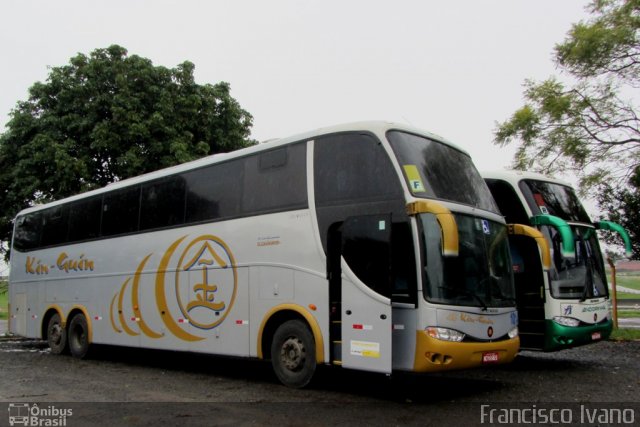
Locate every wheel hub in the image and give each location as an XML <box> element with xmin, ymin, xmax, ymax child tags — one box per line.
<box><xmin>281</xmin><ymin>337</ymin><xmax>306</xmax><ymax>371</ymax></box>
<box><xmin>51</xmin><ymin>324</ymin><xmax>62</xmax><ymax>345</ymax></box>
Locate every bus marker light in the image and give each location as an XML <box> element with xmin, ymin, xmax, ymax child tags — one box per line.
<box><xmin>178</xmin><ymin>318</ymin><xmax>189</xmax><ymax>324</ymax></box>
<box><xmin>94</xmin><ymin>316</ymin><xmax>102</xmax><ymax>321</ymax></box>
<box><xmin>308</xmin><ymin>304</ymin><xmax>317</xmax><ymax>311</ymax></box>
<box><xmin>235</xmin><ymin>320</ymin><xmax>248</xmax><ymax>325</ymax></box>
<box><xmin>482</xmin><ymin>352</ymin><xmax>499</xmax><ymax>364</ymax></box>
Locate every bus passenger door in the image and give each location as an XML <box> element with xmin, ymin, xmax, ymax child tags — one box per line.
<box><xmin>339</xmin><ymin>214</ymin><xmax>392</xmax><ymax>373</ymax></box>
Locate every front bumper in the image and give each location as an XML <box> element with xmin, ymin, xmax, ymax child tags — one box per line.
<box><xmin>543</xmin><ymin>318</ymin><xmax>612</xmax><ymax>351</ymax></box>
<box><xmin>413</xmin><ymin>331</ymin><xmax>519</xmax><ymax>372</ymax></box>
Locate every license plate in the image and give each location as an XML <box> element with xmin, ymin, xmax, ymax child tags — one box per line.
<box><xmin>591</xmin><ymin>332</ymin><xmax>601</xmax><ymax>340</ymax></box>
<box><xmin>482</xmin><ymin>352</ymin><xmax>499</xmax><ymax>364</ymax></box>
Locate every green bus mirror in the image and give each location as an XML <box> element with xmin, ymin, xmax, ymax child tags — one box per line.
<box><xmin>596</xmin><ymin>221</ymin><xmax>633</xmax><ymax>258</ymax></box>
<box><xmin>530</xmin><ymin>214</ymin><xmax>575</xmax><ymax>259</ymax></box>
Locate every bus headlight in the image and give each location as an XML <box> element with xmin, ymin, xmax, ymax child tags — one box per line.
<box><xmin>508</xmin><ymin>326</ymin><xmax>518</xmax><ymax>339</ymax></box>
<box><xmin>553</xmin><ymin>316</ymin><xmax>580</xmax><ymax>327</ymax></box>
<box><xmin>426</xmin><ymin>326</ymin><xmax>465</xmax><ymax>342</ymax></box>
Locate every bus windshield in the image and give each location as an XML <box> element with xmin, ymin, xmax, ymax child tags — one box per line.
<box><xmin>520</xmin><ymin>179</ymin><xmax>591</xmax><ymax>223</ymax></box>
<box><xmin>387</xmin><ymin>131</ymin><xmax>498</xmax><ymax>213</ymax></box>
<box><xmin>420</xmin><ymin>213</ymin><xmax>515</xmax><ymax>308</ymax></box>
<box><xmin>520</xmin><ymin>179</ymin><xmax>608</xmax><ymax>299</ymax></box>
<box><xmin>549</xmin><ymin>225</ymin><xmax>608</xmax><ymax>300</ymax></box>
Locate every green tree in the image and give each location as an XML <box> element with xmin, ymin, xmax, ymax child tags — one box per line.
<box><xmin>0</xmin><ymin>45</ymin><xmax>255</xmax><ymax>258</ymax></box>
<box><xmin>597</xmin><ymin>172</ymin><xmax>640</xmax><ymax>256</ymax></box>
<box><xmin>494</xmin><ymin>0</ymin><xmax>639</xmax><ymax>257</ymax></box>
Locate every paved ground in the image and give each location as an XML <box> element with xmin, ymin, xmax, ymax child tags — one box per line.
<box><xmin>0</xmin><ymin>335</ymin><xmax>639</xmax><ymax>427</ymax></box>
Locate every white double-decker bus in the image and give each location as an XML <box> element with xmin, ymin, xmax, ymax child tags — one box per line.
<box><xmin>483</xmin><ymin>170</ymin><xmax>631</xmax><ymax>351</ymax></box>
<box><xmin>9</xmin><ymin>122</ymin><xmax>519</xmax><ymax>387</ymax></box>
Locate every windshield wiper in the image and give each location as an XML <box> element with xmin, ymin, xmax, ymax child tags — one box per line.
<box><xmin>437</xmin><ymin>286</ymin><xmax>488</xmax><ymax>311</ymax></box>
<box><xmin>489</xmin><ymin>279</ymin><xmax>517</xmax><ymax>305</ymax></box>
<box><xmin>455</xmin><ymin>288</ymin><xmax>488</xmax><ymax>311</ymax></box>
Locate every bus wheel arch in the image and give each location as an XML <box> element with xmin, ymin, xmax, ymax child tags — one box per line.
<box><xmin>66</xmin><ymin>307</ymin><xmax>92</xmax><ymax>359</ymax></box>
<box><xmin>43</xmin><ymin>308</ymin><xmax>67</xmax><ymax>355</ymax></box>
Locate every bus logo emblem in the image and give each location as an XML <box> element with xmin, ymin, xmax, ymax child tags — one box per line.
<box><xmin>110</xmin><ymin>234</ymin><xmax>238</xmax><ymax>341</ymax></box>
<box><xmin>174</xmin><ymin>236</ymin><xmax>238</xmax><ymax>330</ymax></box>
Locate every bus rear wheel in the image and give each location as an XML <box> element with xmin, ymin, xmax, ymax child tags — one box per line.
<box><xmin>68</xmin><ymin>314</ymin><xmax>90</xmax><ymax>359</ymax></box>
<box><xmin>270</xmin><ymin>319</ymin><xmax>316</xmax><ymax>388</ymax></box>
<box><xmin>47</xmin><ymin>313</ymin><xmax>67</xmax><ymax>354</ymax></box>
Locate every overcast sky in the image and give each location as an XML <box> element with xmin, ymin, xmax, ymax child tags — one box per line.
<box><xmin>1</xmin><ymin>0</ymin><xmax>592</xmax><ymax>172</ymax></box>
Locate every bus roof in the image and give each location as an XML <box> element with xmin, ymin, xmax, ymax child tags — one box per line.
<box><xmin>16</xmin><ymin>121</ymin><xmax>467</xmax><ymax>217</ymax></box>
<box><xmin>481</xmin><ymin>169</ymin><xmax>573</xmax><ymax>189</ymax></box>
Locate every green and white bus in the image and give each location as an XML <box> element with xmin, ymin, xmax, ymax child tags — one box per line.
<box><xmin>483</xmin><ymin>170</ymin><xmax>631</xmax><ymax>351</ymax></box>
<box><xmin>9</xmin><ymin>122</ymin><xmax>519</xmax><ymax>387</ymax></box>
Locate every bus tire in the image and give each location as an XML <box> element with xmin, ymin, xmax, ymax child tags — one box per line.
<box><xmin>270</xmin><ymin>319</ymin><xmax>316</xmax><ymax>388</ymax></box>
<box><xmin>68</xmin><ymin>313</ymin><xmax>90</xmax><ymax>359</ymax></box>
<box><xmin>47</xmin><ymin>313</ymin><xmax>67</xmax><ymax>355</ymax></box>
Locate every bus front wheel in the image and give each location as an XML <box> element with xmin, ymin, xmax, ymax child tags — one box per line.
<box><xmin>270</xmin><ymin>319</ymin><xmax>316</xmax><ymax>388</ymax></box>
<box><xmin>47</xmin><ymin>313</ymin><xmax>67</xmax><ymax>355</ymax></box>
<box><xmin>68</xmin><ymin>314</ymin><xmax>90</xmax><ymax>359</ymax></box>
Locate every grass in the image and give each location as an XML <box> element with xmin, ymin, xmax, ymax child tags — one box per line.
<box><xmin>616</xmin><ymin>275</ymin><xmax>640</xmax><ymax>288</ymax></box>
<box><xmin>0</xmin><ymin>280</ymin><xmax>6</xmax><ymax>320</ymax></box>
<box><xmin>609</xmin><ymin>274</ymin><xmax>640</xmax><ymax>341</ymax></box>
<box><xmin>613</xmin><ymin>292</ymin><xmax>638</xmax><ymax>300</ymax></box>
<box><xmin>610</xmin><ymin>328</ymin><xmax>640</xmax><ymax>341</ymax></box>
<box><xmin>607</xmin><ymin>272</ymin><xmax>640</xmax><ymax>299</ymax></box>
<box><xmin>616</xmin><ymin>310</ymin><xmax>640</xmax><ymax>318</ymax></box>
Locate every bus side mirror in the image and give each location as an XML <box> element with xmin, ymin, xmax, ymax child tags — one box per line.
<box><xmin>507</xmin><ymin>223</ymin><xmax>551</xmax><ymax>270</ymax></box>
<box><xmin>596</xmin><ymin>221</ymin><xmax>633</xmax><ymax>258</ymax></box>
<box><xmin>406</xmin><ymin>200</ymin><xmax>459</xmax><ymax>256</ymax></box>
<box><xmin>530</xmin><ymin>214</ymin><xmax>575</xmax><ymax>260</ymax></box>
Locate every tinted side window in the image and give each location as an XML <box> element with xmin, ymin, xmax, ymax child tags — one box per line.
<box><xmin>140</xmin><ymin>177</ymin><xmax>186</xmax><ymax>231</ymax></box>
<box><xmin>41</xmin><ymin>206</ymin><xmax>69</xmax><ymax>247</ymax></box>
<box><xmin>242</xmin><ymin>143</ymin><xmax>307</xmax><ymax>214</ymax></box>
<box><xmin>102</xmin><ymin>186</ymin><xmax>141</xmax><ymax>236</ymax></box>
<box><xmin>184</xmin><ymin>159</ymin><xmax>243</xmax><ymax>223</ymax></box>
<box><xmin>342</xmin><ymin>214</ymin><xmax>392</xmax><ymax>298</ymax></box>
<box><xmin>68</xmin><ymin>197</ymin><xmax>102</xmax><ymax>242</ymax></box>
<box><xmin>13</xmin><ymin>213</ymin><xmax>42</xmax><ymax>251</ymax></box>
<box><xmin>484</xmin><ymin>179</ymin><xmax>530</xmax><ymax>224</ymax></box>
<box><xmin>315</xmin><ymin>133</ymin><xmax>401</xmax><ymax>205</ymax></box>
